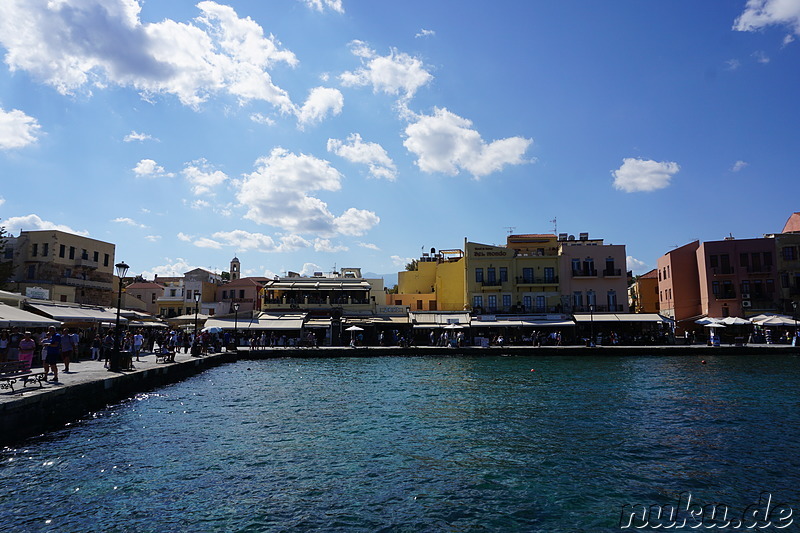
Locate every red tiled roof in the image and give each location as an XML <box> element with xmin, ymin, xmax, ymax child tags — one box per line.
<box><xmin>639</xmin><ymin>268</ymin><xmax>658</xmax><ymax>279</ymax></box>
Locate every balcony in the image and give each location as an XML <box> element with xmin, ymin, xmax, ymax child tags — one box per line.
<box><xmin>746</xmin><ymin>265</ymin><xmax>772</xmax><ymax>274</ymax></box>
<box><xmin>515</xmin><ymin>276</ymin><xmax>559</xmax><ymax>285</ymax></box>
<box><xmin>603</xmin><ymin>268</ymin><xmax>622</xmax><ymax>277</ymax></box>
<box><xmin>572</xmin><ymin>269</ymin><xmax>598</xmax><ymax>278</ymax></box>
<box><xmin>714</xmin><ymin>291</ymin><xmax>737</xmax><ymax>300</ymax></box>
<box><xmin>75</xmin><ymin>257</ymin><xmax>99</xmax><ymax>269</ymax></box>
<box><xmin>712</xmin><ymin>267</ymin><xmax>735</xmax><ymax>276</ymax></box>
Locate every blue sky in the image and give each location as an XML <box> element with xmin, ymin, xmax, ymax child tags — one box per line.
<box><xmin>1</xmin><ymin>0</ymin><xmax>799</xmax><ymax>281</ymax></box>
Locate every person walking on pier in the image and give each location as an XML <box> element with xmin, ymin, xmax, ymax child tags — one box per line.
<box><xmin>60</xmin><ymin>328</ymin><xmax>75</xmax><ymax>373</ymax></box>
<box><xmin>43</xmin><ymin>326</ymin><xmax>61</xmax><ymax>383</ymax></box>
<box><xmin>18</xmin><ymin>331</ymin><xmax>36</xmax><ymax>371</ymax></box>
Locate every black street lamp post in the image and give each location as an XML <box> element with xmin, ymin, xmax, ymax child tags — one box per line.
<box><xmin>589</xmin><ymin>304</ymin><xmax>595</xmax><ymax>347</ymax></box>
<box><xmin>109</xmin><ymin>261</ymin><xmax>129</xmax><ymax>372</ymax></box>
<box><xmin>193</xmin><ymin>292</ymin><xmax>201</xmax><ymax>355</ymax></box>
<box><xmin>233</xmin><ymin>302</ymin><xmax>240</xmax><ymax>349</ymax></box>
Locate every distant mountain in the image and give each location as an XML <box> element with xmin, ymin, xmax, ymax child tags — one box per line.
<box><xmin>364</xmin><ymin>272</ymin><xmax>398</xmax><ymax>287</ymax></box>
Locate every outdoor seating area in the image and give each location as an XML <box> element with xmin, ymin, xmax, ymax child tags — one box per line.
<box><xmin>0</xmin><ymin>360</ymin><xmax>46</xmax><ymax>392</ymax></box>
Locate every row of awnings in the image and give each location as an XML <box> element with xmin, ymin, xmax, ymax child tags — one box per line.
<box><xmin>0</xmin><ymin>302</ymin><xmax>170</xmax><ymax>328</ymax></box>
<box><xmin>0</xmin><ymin>303</ymin><xmax>61</xmax><ymax>328</ymax></box>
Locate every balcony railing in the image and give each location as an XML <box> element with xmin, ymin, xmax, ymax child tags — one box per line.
<box><xmin>60</xmin><ymin>277</ymin><xmax>112</xmax><ymax>290</ymax></box>
<box><xmin>515</xmin><ymin>276</ymin><xmax>559</xmax><ymax>285</ymax></box>
<box><xmin>714</xmin><ymin>291</ymin><xmax>737</xmax><ymax>300</ymax></box>
<box><xmin>75</xmin><ymin>257</ymin><xmax>99</xmax><ymax>269</ymax></box>
<box><xmin>712</xmin><ymin>267</ymin><xmax>735</xmax><ymax>275</ymax></box>
<box><xmin>603</xmin><ymin>268</ymin><xmax>622</xmax><ymax>277</ymax></box>
<box><xmin>572</xmin><ymin>269</ymin><xmax>598</xmax><ymax>278</ymax></box>
<box><xmin>746</xmin><ymin>265</ymin><xmax>772</xmax><ymax>274</ymax></box>
<box><xmin>480</xmin><ymin>280</ymin><xmax>503</xmax><ymax>287</ymax></box>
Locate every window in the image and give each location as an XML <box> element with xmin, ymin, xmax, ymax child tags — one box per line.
<box><xmin>42</xmin><ymin>243</ymin><xmax>48</xmax><ymax>256</ymax></box>
<box><xmin>607</xmin><ymin>290</ymin><xmax>617</xmax><ymax>310</ymax></box>
<box><xmin>583</xmin><ymin>258</ymin><xmax>595</xmax><ymax>275</ymax></box>
<box><xmin>487</xmin><ymin>295</ymin><xmax>497</xmax><ymax>310</ymax></box>
<box><xmin>170</xmin><ymin>289</ymin><xmax>177</xmax><ymax>297</ymax></box>
<box><xmin>502</xmin><ymin>294</ymin><xmax>511</xmax><ymax>309</ymax></box>
<box><xmin>571</xmin><ymin>258</ymin><xmax>580</xmax><ymax>273</ymax></box>
<box><xmin>658</xmin><ymin>270</ymin><xmax>662</xmax><ymax>281</ymax></box>
<box><xmin>151</xmin><ymin>293</ymin><xmax>156</xmax><ymax>303</ymax></box>
<box><xmin>32</xmin><ymin>243</ymin><xmax>38</xmax><ymax>257</ymax></box>
<box><xmin>783</xmin><ymin>246</ymin><xmax>797</xmax><ymax>261</ymax></box>
<box><xmin>81</xmin><ymin>249</ymin><xmax>88</xmax><ymax>260</ymax></box>
<box><xmin>429</xmin><ymin>301</ymin><xmax>437</xmax><ymax>311</ymax></box>
<box><xmin>573</xmin><ymin>291</ymin><xmax>583</xmax><ymax>308</ymax></box>
<box><xmin>766</xmin><ymin>279</ymin><xmax>775</xmax><ymax>294</ymax></box>
<box><xmin>522</xmin><ymin>267</ymin><xmax>533</xmax><ymax>282</ymax></box>
<box><xmin>722</xmin><ymin>280</ymin><xmax>734</xmax><ymax>298</ymax></box>
<box><xmin>59</xmin><ymin>244</ymin><xmax>66</xmax><ymax>258</ymax></box>
<box><xmin>487</xmin><ymin>267</ymin><xmax>496</xmax><ymax>283</ymax></box>
<box><xmin>523</xmin><ymin>295</ymin><xmax>532</xmax><ymax>310</ymax></box>
<box><xmin>475</xmin><ymin>268</ymin><xmax>484</xmax><ymax>283</ymax></box>
<box><xmin>741</xmin><ymin>280</ymin><xmax>750</xmax><ymax>295</ymax></box>
<box><xmin>473</xmin><ymin>295</ymin><xmax>483</xmax><ymax>309</ymax></box>
<box><xmin>751</xmin><ymin>253</ymin><xmax>761</xmax><ymax>272</ymax></box>
<box><xmin>104</xmin><ymin>253</ymin><xmax>109</xmax><ymax>267</ymax></box>
<box><xmin>740</xmin><ymin>253</ymin><xmax>749</xmax><ymax>268</ymax></box>
<box><xmin>535</xmin><ymin>295</ymin><xmax>546</xmax><ymax>312</ymax></box>
<box><xmin>587</xmin><ymin>290</ymin><xmax>596</xmax><ymax>307</ymax></box>
<box><xmin>239</xmin><ymin>290</ymin><xmax>245</xmax><ymax>298</ymax></box>
<box><xmin>27</xmin><ymin>265</ymin><xmax>35</xmax><ymax>279</ymax></box>
<box><xmin>416</xmin><ymin>300</ymin><xmax>423</xmax><ymax>310</ymax></box>
<box><xmin>753</xmin><ymin>279</ymin><xmax>763</xmax><ymax>297</ymax></box>
<box><xmin>712</xmin><ymin>281</ymin><xmax>720</xmax><ymax>295</ymax></box>
<box><xmin>223</xmin><ymin>290</ymin><xmax>228</xmax><ymax>299</ymax></box>
<box><xmin>69</xmin><ymin>246</ymin><xmax>75</xmax><ymax>260</ymax></box>
<box><xmin>605</xmin><ymin>258</ymin><xmax>615</xmax><ymax>274</ymax></box>
<box><xmin>499</xmin><ymin>267</ymin><xmax>508</xmax><ymax>283</ymax></box>
<box><xmin>764</xmin><ymin>252</ymin><xmax>772</xmax><ymax>268</ymax></box>
<box><xmin>93</xmin><ymin>251</ymin><xmax>99</xmax><ymax>262</ymax></box>
<box><xmin>781</xmin><ymin>273</ymin><xmax>790</xmax><ymax>288</ymax></box>
<box><xmin>544</xmin><ymin>267</ymin><xmax>555</xmax><ymax>283</ymax></box>
<box><xmin>667</xmin><ymin>265</ymin><xmax>670</xmax><ymax>278</ymax></box>
<box><xmin>136</xmin><ymin>295</ymin><xmax>142</xmax><ymax>300</ymax></box>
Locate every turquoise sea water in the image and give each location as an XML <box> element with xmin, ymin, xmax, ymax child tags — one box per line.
<box><xmin>2</xmin><ymin>354</ymin><xmax>799</xmax><ymax>532</ymax></box>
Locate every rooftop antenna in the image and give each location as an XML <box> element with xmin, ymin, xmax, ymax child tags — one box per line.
<box><xmin>550</xmin><ymin>217</ymin><xmax>557</xmax><ymax>235</ymax></box>
<box><xmin>505</xmin><ymin>226</ymin><xmax>516</xmax><ymax>236</ymax></box>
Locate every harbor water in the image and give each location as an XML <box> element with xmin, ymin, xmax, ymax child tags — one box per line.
<box><xmin>2</xmin><ymin>354</ymin><xmax>799</xmax><ymax>532</ymax></box>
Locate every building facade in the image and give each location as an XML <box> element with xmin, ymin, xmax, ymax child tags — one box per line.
<box><xmin>6</xmin><ymin>230</ymin><xmax>116</xmax><ymax>306</ymax></box>
<box><xmin>629</xmin><ymin>268</ymin><xmax>659</xmax><ymax>313</ymax></box>
<box><xmin>557</xmin><ymin>232</ymin><xmax>628</xmax><ymax>314</ymax></box>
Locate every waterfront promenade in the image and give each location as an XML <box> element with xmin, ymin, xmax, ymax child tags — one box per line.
<box><xmin>2</xmin><ymin>343</ymin><xmax>797</xmax><ymax>445</ymax></box>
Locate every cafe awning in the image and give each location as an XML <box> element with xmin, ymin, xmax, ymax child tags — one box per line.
<box><xmin>0</xmin><ymin>303</ymin><xmax>61</xmax><ymax>328</ymax></box>
<box><xmin>410</xmin><ymin>312</ymin><xmax>470</xmax><ymax>328</ymax></box>
<box><xmin>573</xmin><ymin>313</ymin><xmax>672</xmax><ymax>323</ymax></box>
<box><xmin>204</xmin><ymin>312</ymin><xmax>306</xmax><ymax>330</ymax></box>
<box><xmin>27</xmin><ymin>302</ymin><xmax>128</xmax><ymax>324</ymax></box>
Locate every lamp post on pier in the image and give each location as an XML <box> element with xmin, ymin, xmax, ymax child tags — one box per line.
<box><xmin>192</xmin><ymin>292</ymin><xmax>201</xmax><ymax>355</ymax></box>
<box><xmin>233</xmin><ymin>302</ymin><xmax>240</xmax><ymax>349</ymax></box>
<box><xmin>109</xmin><ymin>261</ymin><xmax>129</xmax><ymax>372</ymax></box>
<box><xmin>589</xmin><ymin>304</ymin><xmax>595</xmax><ymax>347</ymax></box>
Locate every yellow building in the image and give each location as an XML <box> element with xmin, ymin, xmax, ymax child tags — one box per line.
<box><xmin>6</xmin><ymin>229</ymin><xmax>116</xmax><ymax>306</ymax></box>
<box><xmin>629</xmin><ymin>269</ymin><xmax>659</xmax><ymax>313</ymax></box>
<box><xmin>465</xmin><ymin>235</ymin><xmax>561</xmax><ymax>314</ymax></box>
<box><xmin>391</xmin><ymin>249</ymin><xmax>466</xmax><ymax>311</ymax></box>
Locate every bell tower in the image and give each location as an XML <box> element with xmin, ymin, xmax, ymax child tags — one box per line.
<box><xmin>230</xmin><ymin>256</ymin><xmax>240</xmax><ymax>281</ymax></box>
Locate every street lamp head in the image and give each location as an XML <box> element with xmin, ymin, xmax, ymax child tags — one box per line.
<box><xmin>115</xmin><ymin>261</ymin><xmax>130</xmax><ymax>279</ymax></box>
<box><xmin>194</xmin><ymin>292</ymin><xmax>201</xmax><ymax>303</ymax></box>
<box><xmin>233</xmin><ymin>302</ymin><xmax>240</xmax><ymax>311</ymax></box>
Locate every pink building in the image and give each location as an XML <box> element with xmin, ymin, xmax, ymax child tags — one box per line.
<box><xmin>657</xmin><ymin>241</ymin><xmax>701</xmax><ymax>332</ymax></box>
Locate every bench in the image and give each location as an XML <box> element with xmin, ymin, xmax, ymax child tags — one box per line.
<box><xmin>154</xmin><ymin>347</ymin><xmax>175</xmax><ymax>364</ymax></box>
<box><xmin>0</xmin><ymin>361</ymin><xmax>47</xmax><ymax>393</ymax></box>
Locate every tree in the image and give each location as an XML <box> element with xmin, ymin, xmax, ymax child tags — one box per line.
<box><xmin>388</xmin><ymin>284</ymin><xmax>399</xmax><ymax>294</ymax></box>
<box><xmin>221</xmin><ymin>271</ymin><xmax>230</xmax><ymax>281</ymax></box>
<box><xmin>404</xmin><ymin>259</ymin><xmax>418</xmax><ymax>271</ymax></box>
<box><xmin>0</xmin><ymin>222</ymin><xmax>12</xmax><ymax>289</ymax></box>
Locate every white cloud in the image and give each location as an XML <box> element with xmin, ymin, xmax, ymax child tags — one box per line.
<box><xmin>123</xmin><ymin>130</ymin><xmax>157</xmax><ymax>142</ymax></box>
<box><xmin>358</xmin><ymin>242</ymin><xmax>380</xmax><ymax>251</ymax></box>
<box><xmin>237</xmin><ymin>147</ymin><xmax>380</xmax><ymax>236</ymax></box>
<box><xmin>612</xmin><ymin>158</ymin><xmax>679</xmax><ymax>193</ymax></box>
<box><xmin>403</xmin><ymin>107</ymin><xmax>532</xmax><ymax>178</ymax></box>
<box><xmin>725</xmin><ymin>59</ymin><xmax>741</xmax><ymax>71</ymax></box>
<box><xmin>391</xmin><ymin>255</ymin><xmax>414</xmax><ymax>268</ymax></box>
<box><xmin>627</xmin><ymin>256</ymin><xmax>648</xmax><ymax>274</ymax></box>
<box><xmin>340</xmin><ymin>41</ymin><xmax>433</xmax><ymax>101</ymax></box>
<box><xmin>0</xmin><ymin>197</ymin><xmax>5</xmax><ymax>207</ymax></box>
<box><xmin>249</xmin><ymin>112</ymin><xmax>275</xmax><ymax>125</ymax></box>
<box><xmin>112</xmin><ymin>217</ymin><xmax>146</xmax><ymax>228</ymax></box>
<box><xmin>731</xmin><ymin>160</ymin><xmax>749</xmax><ymax>172</ymax></box>
<box><xmin>0</xmin><ymin>0</ymin><xmax>298</xmax><ymax>110</ymax></box>
<box><xmin>734</xmin><ymin>0</ymin><xmax>800</xmax><ymax>36</ymax></box>
<box><xmin>0</xmin><ymin>107</ymin><xmax>41</xmax><ymax>149</ymax></box>
<box><xmin>300</xmin><ymin>0</ymin><xmax>344</xmax><ymax>13</ymax></box>
<box><xmin>752</xmin><ymin>50</ymin><xmax>771</xmax><ymax>63</ymax></box>
<box><xmin>144</xmin><ymin>235</ymin><xmax>161</xmax><ymax>242</ymax></box>
<box><xmin>177</xmin><ymin>231</ymin><xmax>222</xmax><ymax>249</ymax></box>
<box><xmin>313</xmin><ymin>238</ymin><xmax>348</xmax><ymax>252</ymax></box>
<box><xmin>415</xmin><ymin>29</ymin><xmax>435</xmax><ymax>38</ymax></box>
<box><xmin>182</xmin><ymin>158</ymin><xmax>228</xmax><ymax>195</ymax></box>
<box><xmin>141</xmin><ymin>257</ymin><xmax>203</xmax><ymax>279</ymax></box>
<box><xmin>296</xmin><ymin>86</ymin><xmax>344</xmax><ymax>127</ymax></box>
<box><xmin>327</xmin><ymin>133</ymin><xmax>397</xmax><ymax>180</ymax></box>
<box><xmin>211</xmin><ymin>229</ymin><xmax>277</xmax><ymax>251</ymax></box>
<box><xmin>3</xmin><ymin>214</ymin><xmax>89</xmax><ymax>236</ymax></box>
<box><xmin>133</xmin><ymin>158</ymin><xmax>175</xmax><ymax>178</ymax></box>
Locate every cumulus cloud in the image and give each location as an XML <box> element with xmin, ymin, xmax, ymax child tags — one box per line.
<box><xmin>627</xmin><ymin>256</ymin><xmax>648</xmax><ymax>274</ymax></box>
<box><xmin>301</xmin><ymin>0</ymin><xmax>344</xmax><ymax>13</ymax></box>
<box><xmin>313</xmin><ymin>238</ymin><xmax>348</xmax><ymax>252</ymax></box>
<box><xmin>299</xmin><ymin>262</ymin><xmax>324</xmax><ymax>276</ymax></box>
<box><xmin>249</xmin><ymin>112</ymin><xmax>275</xmax><ymax>125</ymax></box>
<box><xmin>752</xmin><ymin>50</ymin><xmax>771</xmax><ymax>63</ymax></box>
<box><xmin>182</xmin><ymin>158</ymin><xmax>228</xmax><ymax>195</ymax></box>
<box><xmin>415</xmin><ymin>29</ymin><xmax>435</xmax><ymax>38</ymax></box>
<box><xmin>734</xmin><ymin>0</ymin><xmax>800</xmax><ymax>36</ymax></box>
<box><xmin>133</xmin><ymin>158</ymin><xmax>174</xmax><ymax>178</ymax></box>
<box><xmin>144</xmin><ymin>235</ymin><xmax>161</xmax><ymax>242</ymax></box>
<box><xmin>340</xmin><ymin>40</ymin><xmax>433</xmax><ymax>101</ymax></box>
<box><xmin>123</xmin><ymin>130</ymin><xmax>157</xmax><ymax>142</ymax></box>
<box><xmin>112</xmin><ymin>217</ymin><xmax>146</xmax><ymax>228</ymax></box>
<box><xmin>3</xmin><ymin>214</ymin><xmax>89</xmax><ymax>236</ymax></box>
<box><xmin>327</xmin><ymin>133</ymin><xmax>397</xmax><ymax>180</ymax></box>
<box><xmin>731</xmin><ymin>160</ymin><xmax>749</xmax><ymax>172</ymax></box>
<box><xmin>403</xmin><ymin>107</ymin><xmax>532</xmax><ymax>178</ymax></box>
<box><xmin>296</xmin><ymin>86</ymin><xmax>344</xmax><ymax>127</ymax></box>
<box><xmin>141</xmin><ymin>257</ymin><xmax>204</xmax><ymax>279</ymax></box>
<box><xmin>358</xmin><ymin>242</ymin><xmax>380</xmax><ymax>251</ymax></box>
<box><xmin>0</xmin><ymin>107</ymin><xmax>41</xmax><ymax>149</ymax></box>
<box><xmin>236</xmin><ymin>147</ymin><xmax>380</xmax><ymax>236</ymax></box>
<box><xmin>391</xmin><ymin>255</ymin><xmax>414</xmax><ymax>268</ymax></box>
<box><xmin>0</xmin><ymin>197</ymin><xmax>5</xmax><ymax>207</ymax></box>
<box><xmin>612</xmin><ymin>158</ymin><xmax>679</xmax><ymax>193</ymax></box>
<box><xmin>177</xmin><ymin>231</ymin><xmax>222</xmax><ymax>249</ymax></box>
<box><xmin>0</xmin><ymin>0</ymin><xmax>298</xmax><ymax>110</ymax></box>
